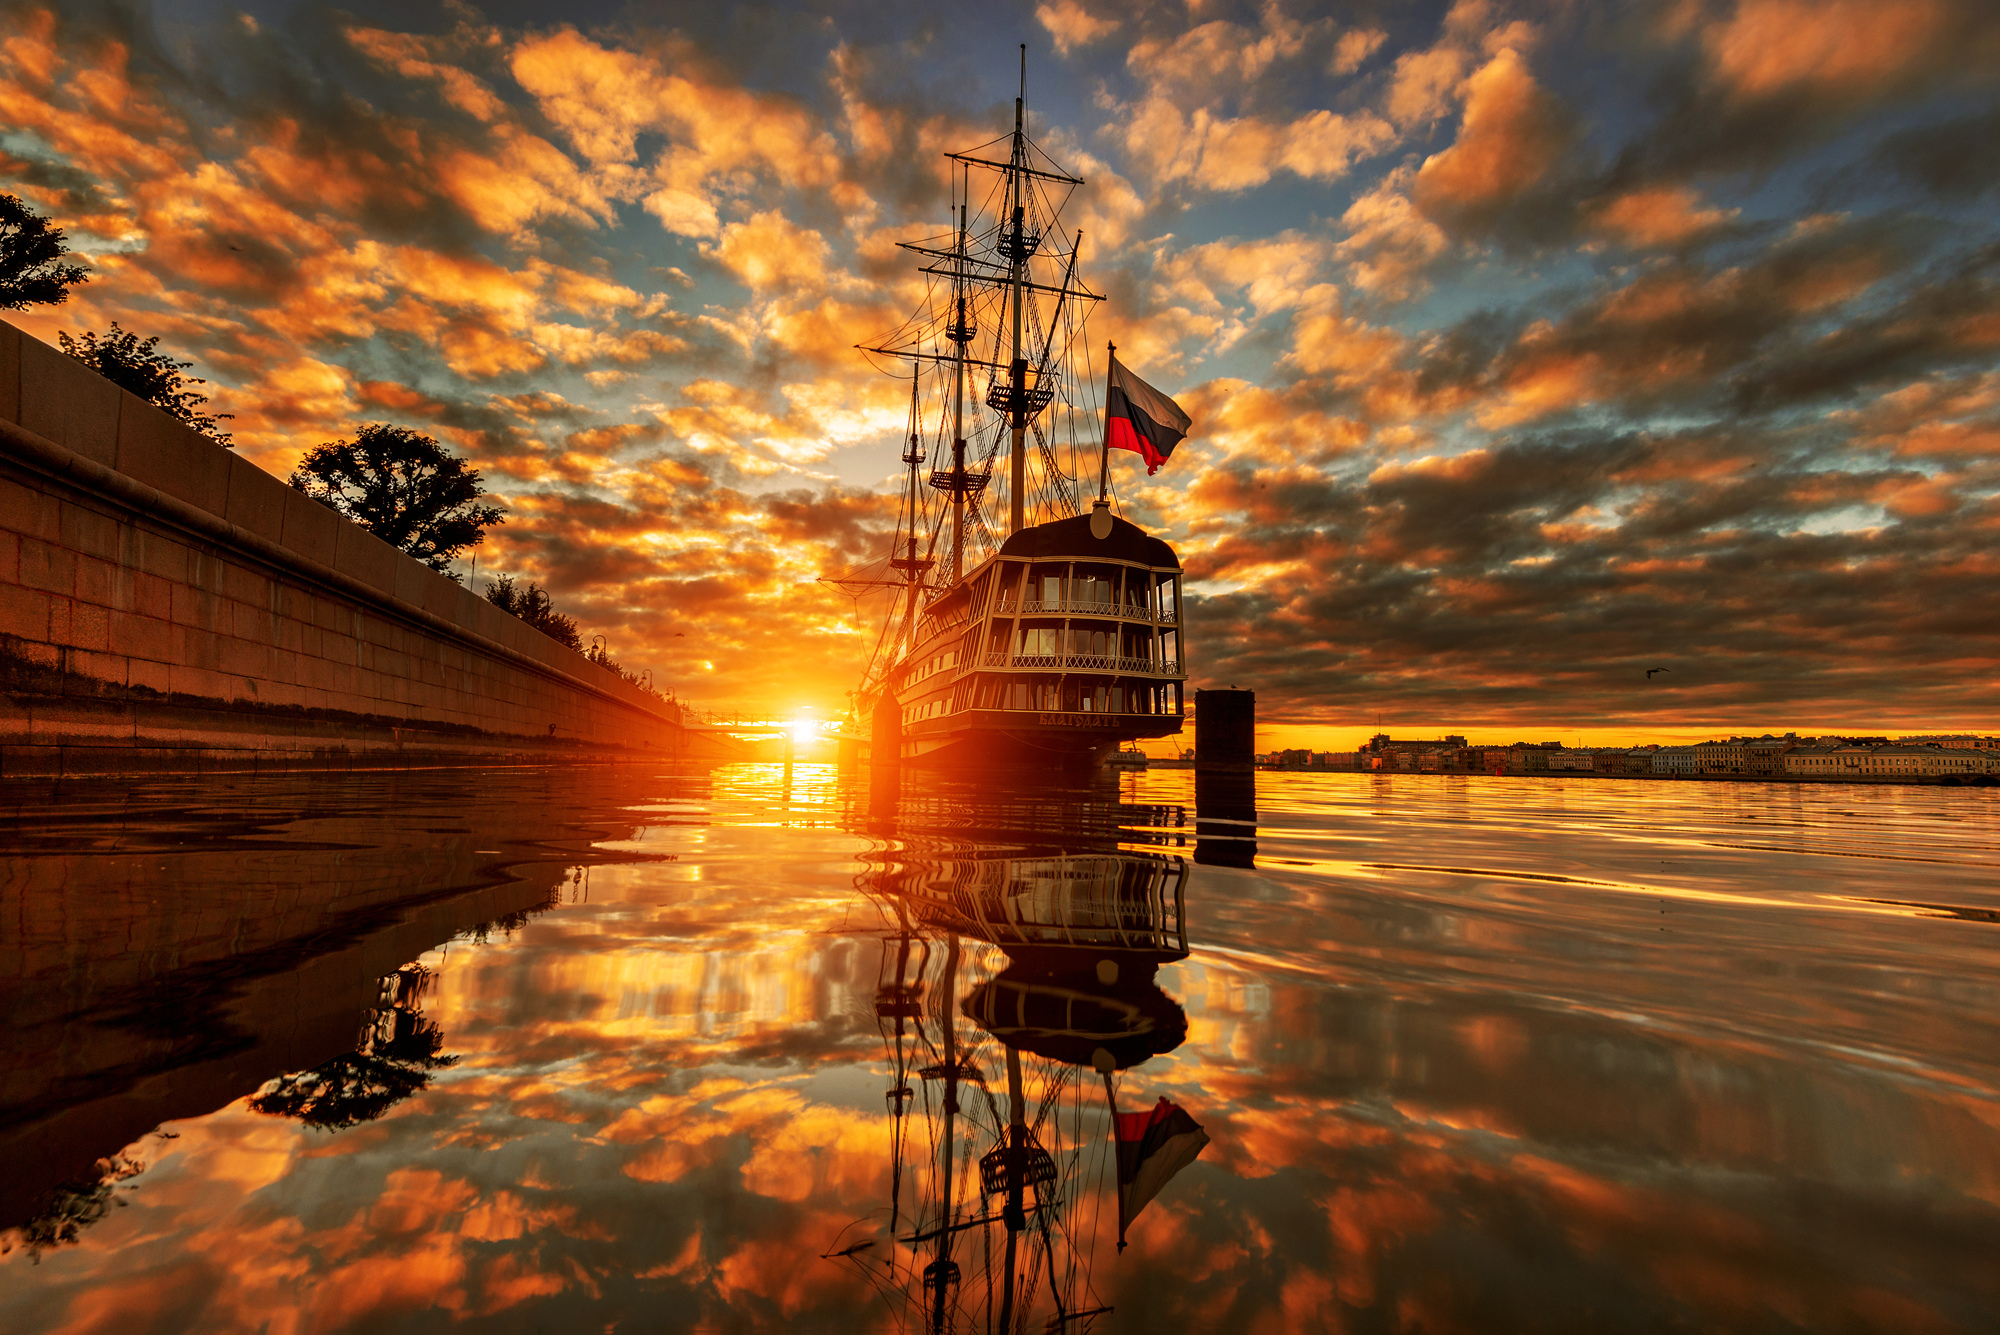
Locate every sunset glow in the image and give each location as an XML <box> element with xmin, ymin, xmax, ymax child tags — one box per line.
<box><xmin>5</xmin><ymin>0</ymin><xmax>1997</xmax><ymax>732</ymax></box>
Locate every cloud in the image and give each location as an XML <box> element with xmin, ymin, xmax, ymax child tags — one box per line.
<box><xmin>1332</xmin><ymin>28</ymin><xmax>1388</xmax><ymax>76</ymax></box>
<box><xmin>1037</xmin><ymin>0</ymin><xmax>1120</xmax><ymax>56</ymax></box>
<box><xmin>1411</xmin><ymin>46</ymin><xmax>1581</xmax><ymax>240</ymax></box>
<box><xmin>704</xmin><ymin>211</ymin><xmax>835</xmax><ymax>295</ymax></box>
<box><xmin>1696</xmin><ymin>0</ymin><xmax>1977</xmax><ymax>103</ymax></box>
<box><xmin>1587</xmin><ymin>185</ymin><xmax>1740</xmax><ymax>249</ymax></box>
<box><xmin>1334</xmin><ymin>166</ymin><xmax>1451</xmax><ymax>301</ymax></box>
<box><xmin>1118</xmin><ymin>98</ymin><xmax>1394</xmax><ymax>194</ymax></box>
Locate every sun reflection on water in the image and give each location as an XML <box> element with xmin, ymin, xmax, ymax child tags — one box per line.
<box><xmin>2</xmin><ymin>768</ymin><xmax>1998</xmax><ymax>1332</ymax></box>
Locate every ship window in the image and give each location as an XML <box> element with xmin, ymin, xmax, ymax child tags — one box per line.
<box><xmin>1068</xmin><ymin>627</ymin><xmax>1107</xmax><ymax>657</ymax></box>
<box><xmin>1020</xmin><ymin>625</ymin><xmax>1061</xmax><ymax>657</ymax></box>
<box><xmin>996</xmin><ymin>562</ymin><xmax>1025</xmax><ymax>609</ymax></box>
<box><xmin>1073</xmin><ymin>564</ymin><xmax>1116</xmax><ymax>608</ymax></box>
<box><xmin>1122</xmin><ymin>570</ymin><xmax>1148</xmax><ymax>615</ymax></box>
<box><xmin>1034</xmin><ymin>564</ymin><xmax>1068</xmax><ymax>608</ymax></box>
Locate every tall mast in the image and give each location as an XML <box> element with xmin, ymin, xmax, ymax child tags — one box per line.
<box><xmin>951</xmin><ymin>197</ymin><xmax>968</xmax><ymax>583</ymax></box>
<box><xmin>1008</xmin><ymin>45</ymin><xmax>1028</xmax><ymax>536</ymax></box>
<box><xmin>902</xmin><ymin>374</ymin><xmax>926</xmax><ymax>651</ymax></box>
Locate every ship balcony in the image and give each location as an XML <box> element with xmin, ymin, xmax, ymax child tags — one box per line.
<box><xmin>1013</xmin><ymin>596</ymin><xmax>1177</xmax><ymax>623</ymax></box>
<box><xmin>983</xmin><ymin>652</ymin><xmax>1183</xmax><ymax>676</ymax></box>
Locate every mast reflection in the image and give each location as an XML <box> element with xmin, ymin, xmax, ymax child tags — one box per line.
<box><xmin>833</xmin><ymin>787</ymin><xmax>1210</xmax><ymax>1333</ymax></box>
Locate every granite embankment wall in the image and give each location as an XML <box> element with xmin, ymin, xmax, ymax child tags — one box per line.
<box><xmin>0</xmin><ymin>318</ymin><xmax>713</xmax><ymax>775</ymax></box>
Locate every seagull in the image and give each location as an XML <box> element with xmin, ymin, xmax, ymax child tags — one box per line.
<box><xmin>1646</xmin><ymin>667</ymin><xmax>1670</xmax><ymax>679</ymax></box>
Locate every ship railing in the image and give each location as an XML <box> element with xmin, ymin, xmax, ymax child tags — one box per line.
<box><xmin>1016</xmin><ymin>596</ymin><xmax>1177</xmax><ymax>623</ymax></box>
<box><xmin>978</xmin><ymin>653</ymin><xmax>1183</xmax><ymax>676</ymax></box>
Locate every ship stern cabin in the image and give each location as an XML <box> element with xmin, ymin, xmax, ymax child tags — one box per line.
<box><xmin>889</xmin><ymin>513</ymin><xmax>1188</xmax><ymax>766</ymax></box>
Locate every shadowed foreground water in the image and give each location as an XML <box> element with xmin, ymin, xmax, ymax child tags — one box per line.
<box><xmin>2</xmin><ymin>764</ymin><xmax>1998</xmax><ymax>1333</ymax></box>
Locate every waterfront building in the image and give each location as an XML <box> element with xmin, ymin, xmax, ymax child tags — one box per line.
<box><xmin>1856</xmin><ymin>744</ymin><xmax>1993</xmax><ymax>779</ymax></box>
<box><xmin>1900</xmin><ymin>735</ymin><xmax>2000</xmax><ymax>750</ymax></box>
<box><xmin>1746</xmin><ymin>735</ymin><xmax>1798</xmax><ymax>777</ymax></box>
<box><xmin>1695</xmin><ymin>739</ymin><xmax>1749</xmax><ymax>775</ymax></box>
<box><xmin>1785</xmin><ymin>744</ymin><xmax>1992</xmax><ymax>781</ymax></box>
<box><xmin>1786</xmin><ymin>745</ymin><xmax>1868</xmax><ymax>779</ymax></box>
<box><xmin>1652</xmin><ymin>746</ymin><xmax>1700</xmax><ymax>776</ymax></box>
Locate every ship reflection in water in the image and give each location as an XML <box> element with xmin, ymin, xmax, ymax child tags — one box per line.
<box><xmin>838</xmin><ymin>786</ymin><xmax>1222</xmax><ymax>1332</ymax></box>
<box><xmin>5</xmin><ymin>766</ymin><xmax>2000</xmax><ymax>1332</ymax></box>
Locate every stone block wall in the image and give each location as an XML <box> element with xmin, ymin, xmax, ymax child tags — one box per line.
<box><xmin>0</xmin><ymin>319</ymin><xmax>704</xmax><ymax>775</ymax></box>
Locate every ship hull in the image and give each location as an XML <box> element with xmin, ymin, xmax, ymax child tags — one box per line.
<box><xmin>897</xmin><ymin>710</ymin><xmax>1183</xmax><ymax>770</ymax></box>
<box><xmin>853</xmin><ymin>512</ymin><xmax>1189</xmax><ymax>771</ymax></box>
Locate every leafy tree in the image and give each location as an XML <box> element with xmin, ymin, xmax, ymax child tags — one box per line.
<box><xmin>485</xmin><ymin>574</ymin><xmax>582</xmax><ymax>650</ymax></box>
<box><xmin>58</xmin><ymin>322</ymin><xmax>234</xmax><ymax>446</ymax></box>
<box><xmin>290</xmin><ymin>424</ymin><xmax>504</xmax><ymax>573</ymax></box>
<box><xmin>0</xmin><ymin>193</ymin><xmax>88</xmax><ymax>309</ymax></box>
<box><xmin>586</xmin><ymin>641</ymin><xmax>665</xmax><ymax>698</ymax></box>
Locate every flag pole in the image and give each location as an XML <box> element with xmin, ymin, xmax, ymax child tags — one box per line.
<box><xmin>1098</xmin><ymin>342</ymin><xmax>1115</xmax><ymax>504</ymax></box>
<box><xmin>1099</xmin><ymin>1062</ymin><xmax>1126</xmax><ymax>1251</ymax></box>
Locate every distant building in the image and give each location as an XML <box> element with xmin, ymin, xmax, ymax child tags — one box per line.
<box><xmin>1746</xmin><ymin>734</ymin><xmax>1798</xmax><ymax>777</ymax></box>
<box><xmin>1652</xmin><ymin>746</ymin><xmax>1699</xmax><ymax>776</ymax></box>
<box><xmin>1856</xmin><ymin>744</ymin><xmax>1992</xmax><ymax>780</ymax></box>
<box><xmin>1787</xmin><ymin>744</ymin><xmax>1992</xmax><ymax>781</ymax></box>
<box><xmin>1785</xmin><ymin>745</ymin><xmax>1868</xmax><ymax>779</ymax></box>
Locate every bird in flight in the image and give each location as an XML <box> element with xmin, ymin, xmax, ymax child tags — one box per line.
<box><xmin>1646</xmin><ymin>667</ymin><xmax>1670</xmax><ymax>679</ymax></box>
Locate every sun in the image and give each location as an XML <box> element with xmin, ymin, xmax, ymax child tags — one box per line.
<box><xmin>789</xmin><ymin>711</ymin><xmax>818</xmax><ymax>748</ymax></box>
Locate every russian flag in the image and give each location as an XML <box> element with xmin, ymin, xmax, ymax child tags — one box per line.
<box><xmin>1106</xmin><ymin>352</ymin><xmax>1192</xmax><ymax>475</ymax></box>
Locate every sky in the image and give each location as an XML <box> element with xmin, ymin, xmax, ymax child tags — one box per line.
<box><xmin>3</xmin><ymin>0</ymin><xmax>1998</xmax><ymax>745</ymax></box>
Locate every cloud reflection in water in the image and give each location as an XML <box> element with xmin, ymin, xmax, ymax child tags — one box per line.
<box><xmin>1</xmin><ymin>767</ymin><xmax>1997</xmax><ymax>1331</ymax></box>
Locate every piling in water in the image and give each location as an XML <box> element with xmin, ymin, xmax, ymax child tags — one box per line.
<box><xmin>1194</xmin><ymin>689</ymin><xmax>1256</xmax><ymax>866</ymax></box>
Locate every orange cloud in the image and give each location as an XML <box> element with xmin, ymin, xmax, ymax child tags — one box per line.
<box><xmin>1413</xmin><ymin>47</ymin><xmax>1575</xmax><ymax>223</ymax></box>
<box><xmin>1700</xmin><ymin>0</ymin><xmax>1968</xmax><ymax>101</ymax></box>
<box><xmin>1590</xmin><ymin>185</ymin><xmax>1740</xmax><ymax>248</ymax></box>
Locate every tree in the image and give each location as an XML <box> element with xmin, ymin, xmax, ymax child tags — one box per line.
<box><xmin>485</xmin><ymin>574</ymin><xmax>582</xmax><ymax>651</ymax></box>
<box><xmin>290</xmin><ymin>424</ymin><xmax>504</xmax><ymax>573</ymax></box>
<box><xmin>58</xmin><ymin>323</ymin><xmax>234</xmax><ymax>447</ymax></box>
<box><xmin>0</xmin><ymin>194</ymin><xmax>88</xmax><ymax>309</ymax></box>
<box><xmin>586</xmin><ymin>640</ymin><xmax>665</xmax><ymax>699</ymax></box>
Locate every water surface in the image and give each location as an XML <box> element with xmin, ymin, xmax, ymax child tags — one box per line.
<box><xmin>4</xmin><ymin>766</ymin><xmax>1998</xmax><ymax>1333</ymax></box>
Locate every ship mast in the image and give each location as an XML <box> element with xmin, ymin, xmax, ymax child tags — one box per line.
<box><xmin>891</xmin><ymin>374</ymin><xmax>933</xmax><ymax>652</ymax></box>
<box><xmin>853</xmin><ymin>47</ymin><xmax>1098</xmax><ymax>605</ymax></box>
<box><xmin>1007</xmin><ymin>46</ymin><xmax>1028</xmax><ymax>536</ymax></box>
<box><xmin>951</xmin><ymin>200</ymin><xmax>969</xmax><ymax>581</ymax></box>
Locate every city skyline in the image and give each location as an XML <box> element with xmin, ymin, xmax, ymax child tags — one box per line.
<box><xmin>5</xmin><ymin>0</ymin><xmax>1997</xmax><ymax>730</ymax></box>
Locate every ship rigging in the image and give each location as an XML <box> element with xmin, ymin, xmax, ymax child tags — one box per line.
<box><xmin>833</xmin><ymin>50</ymin><xmax>1192</xmax><ymax>769</ymax></box>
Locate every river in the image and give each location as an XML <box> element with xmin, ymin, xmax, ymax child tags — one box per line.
<box><xmin>3</xmin><ymin>765</ymin><xmax>1997</xmax><ymax>1332</ymax></box>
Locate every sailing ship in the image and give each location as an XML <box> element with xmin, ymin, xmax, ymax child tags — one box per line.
<box><xmin>838</xmin><ymin>53</ymin><xmax>1193</xmax><ymax>770</ymax></box>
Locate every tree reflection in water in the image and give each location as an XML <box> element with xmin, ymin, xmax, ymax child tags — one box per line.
<box><xmin>2</xmin><ymin>1151</ymin><xmax>149</xmax><ymax>1262</ymax></box>
<box><xmin>249</xmin><ymin>963</ymin><xmax>458</xmax><ymax>1132</ymax></box>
